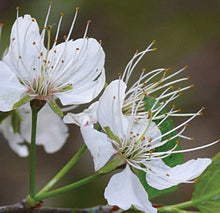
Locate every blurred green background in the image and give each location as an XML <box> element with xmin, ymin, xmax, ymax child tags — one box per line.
<box><xmin>0</xmin><ymin>0</ymin><xmax>219</xmax><ymax>209</ymax></box>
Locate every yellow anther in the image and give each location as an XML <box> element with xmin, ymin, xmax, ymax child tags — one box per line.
<box><xmin>142</xmin><ymin>68</ymin><xmax>146</xmax><ymax>72</ymax></box>
<box><xmin>118</xmin><ymin>72</ymin><xmax>122</xmax><ymax>77</ymax></box>
<box><xmin>170</xmin><ymin>85</ymin><xmax>174</xmax><ymax>90</ymax></box>
<box><xmin>99</xmin><ymin>40</ymin><xmax>102</xmax><ymax>44</ymax></box>
<box><xmin>76</xmin><ymin>7</ymin><xmax>80</xmax><ymax>11</ymax></box>
<box><xmin>200</xmin><ymin>112</ymin><xmax>204</xmax><ymax>116</ymax></box>
<box><xmin>50</xmin><ymin>1</ymin><xmax>53</xmax><ymax>6</ymax></box>
<box><xmin>187</xmin><ymin>76</ymin><xmax>190</xmax><ymax>80</ymax></box>
<box><xmin>87</xmin><ymin>20</ymin><xmax>92</xmax><ymax>24</ymax></box>
<box><xmin>148</xmin><ymin>138</ymin><xmax>153</xmax><ymax>142</ymax></box>
<box><xmin>190</xmin><ymin>137</ymin><xmax>195</xmax><ymax>141</ymax></box>
<box><xmin>184</xmin><ymin>65</ymin><xmax>188</xmax><ymax>69</ymax></box>
<box><xmin>194</xmin><ymin>178</ymin><xmax>198</xmax><ymax>183</ymax></box>
<box><xmin>176</xmin><ymin>141</ymin><xmax>180</xmax><ymax>145</ymax></box>
<box><xmin>136</xmin><ymin>49</ymin><xmax>139</xmax><ymax>53</ymax></box>
<box><xmin>201</xmin><ymin>106</ymin><xmax>206</xmax><ymax>110</ymax></box>
<box><xmin>153</xmin><ymin>47</ymin><xmax>157</xmax><ymax>51</ymax></box>
<box><xmin>190</xmin><ymin>84</ymin><xmax>194</xmax><ymax>88</ymax></box>
<box><xmin>184</xmin><ymin>124</ymin><xmax>189</xmax><ymax>127</ymax></box>
<box><xmin>16</xmin><ymin>7</ymin><xmax>20</xmax><ymax>10</ymax></box>
<box><xmin>60</xmin><ymin>12</ymin><xmax>64</xmax><ymax>17</ymax></box>
<box><xmin>152</xmin><ymin>40</ymin><xmax>156</xmax><ymax>44</ymax></box>
<box><xmin>165</xmin><ymin>68</ymin><xmax>171</xmax><ymax>72</ymax></box>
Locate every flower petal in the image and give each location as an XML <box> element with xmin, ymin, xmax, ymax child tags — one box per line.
<box><xmin>104</xmin><ymin>165</ymin><xmax>157</xmax><ymax>213</ymax></box>
<box><xmin>64</xmin><ymin>102</ymin><xmax>98</xmax><ymax>126</ymax></box>
<box><xmin>146</xmin><ymin>158</ymin><xmax>212</xmax><ymax>190</ymax></box>
<box><xmin>51</xmin><ymin>38</ymin><xmax>105</xmax><ymax>105</ymax></box>
<box><xmin>20</xmin><ymin>104</ymin><xmax>69</xmax><ymax>153</ymax></box>
<box><xmin>3</xmin><ymin>15</ymin><xmax>44</xmax><ymax>77</ymax></box>
<box><xmin>0</xmin><ymin>116</ymin><xmax>28</xmax><ymax>157</ymax></box>
<box><xmin>0</xmin><ymin>61</ymin><xmax>26</xmax><ymax>111</ymax></box>
<box><xmin>98</xmin><ymin>79</ymin><xmax>129</xmax><ymax>139</ymax></box>
<box><xmin>81</xmin><ymin>123</ymin><xmax>116</xmax><ymax>171</ymax></box>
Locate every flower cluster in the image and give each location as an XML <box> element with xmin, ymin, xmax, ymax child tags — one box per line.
<box><xmin>0</xmin><ymin>3</ymin><xmax>219</xmax><ymax>213</ymax></box>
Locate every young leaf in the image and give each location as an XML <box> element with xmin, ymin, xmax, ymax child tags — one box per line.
<box><xmin>192</xmin><ymin>152</ymin><xmax>220</xmax><ymax>212</ymax></box>
<box><xmin>139</xmin><ymin>95</ymin><xmax>183</xmax><ymax>199</ymax></box>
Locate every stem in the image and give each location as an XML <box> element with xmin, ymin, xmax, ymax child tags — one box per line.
<box><xmin>158</xmin><ymin>200</ymin><xmax>194</xmax><ymax>212</ymax></box>
<box><xmin>34</xmin><ymin>173</ymin><xmax>104</xmax><ymax>201</ymax></box>
<box><xmin>29</xmin><ymin>106</ymin><xmax>39</xmax><ymax>198</ymax></box>
<box><xmin>36</xmin><ymin>144</ymin><xmax>87</xmax><ymax>196</ymax></box>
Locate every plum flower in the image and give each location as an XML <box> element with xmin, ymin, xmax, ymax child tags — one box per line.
<box><xmin>0</xmin><ymin>103</ymin><xmax>69</xmax><ymax>157</ymax></box>
<box><xmin>64</xmin><ymin>41</ymin><xmax>219</xmax><ymax>212</ymax></box>
<box><xmin>0</xmin><ymin>3</ymin><xmax>105</xmax><ymax>113</ymax></box>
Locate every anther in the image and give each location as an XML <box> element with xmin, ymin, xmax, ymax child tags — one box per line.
<box><xmin>40</xmin><ymin>52</ymin><xmax>43</xmax><ymax>56</ymax></box>
<box><xmin>99</xmin><ymin>40</ymin><xmax>102</xmax><ymax>44</ymax></box>
<box><xmin>60</xmin><ymin>12</ymin><xmax>64</xmax><ymax>17</ymax></box>
<box><xmin>190</xmin><ymin>84</ymin><xmax>194</xmax><ymax>88</ymax></box>
<box><xmin>76</xmin><ymin>7</ymin><xmax>80</xmax><ymax>11</ymax></box>
<box><xmin>184</xmin><ymin>124</ymin><xmax>189</xmax><ymax>127</ymax></box>
<box><xmin>190</xmin><ymin>137</ymin><xmax>195</xmax><ymax>141</ymax></box>
<box><xmin>187</xmin><ymin>76</ymin><xmax>190</xmax><ymax>80</ymax></box>
<box><xmin>86</xmin><ymin>36</ymin><xmax>89</xmax><ymax>39</ymax></box>
<box><xmin>113</xmin><ymin>96</ymin><xmax>116</xmax><ymax>99</ymax></box>
<box><xmin>16</xmin><ymin>7</ymin><xmax>20</xmax><ymax>11</ymax></box>
<box><xmin>148</xmin><ymin>138</ymin><xmax>153</xmax><ymax>142</ymax></box>
<box><xmin>194</xmin><ymin>178</ymin><xmax>198</xmax><ymax>183</ymax></box>
<box><xmin>172</xmin><ymin>105</ymin><xmax>176</xmax><ymax>109</ymax></box>
<box><xmin>0</xmin><ymin>23</ymin><xmax>4</xmax><ymax>27</ymax></box>
<box><xmin>33</xmin><ymin>42</ymin><xmax>36</xmax><ymax>45</ymax></box>
<box><xmin>153</xmin><ymin>47</ymin><xmax>157</xmax><ymax>51</ymax></box>
<box><xmin>152</xmin><ymin>40</ymin><xmax>156</xmax><ymax>44</ymax></box>
<box><xmin>165</xmin><ymin>68</ymin><xmax>171</xmax><ymax>72</ymax></box>
<box><xmin>184</xmin><ymin>65</ymin><xmax>188</xmax><ymax>69</ymax></box>
<box><xmin>31</xmin><ymin>18</ymin><xmax>35</xmax><ymax>22</ymax></box>
<box><xmin>201</xmin><ymin>106</ymin><xmax>206</xmax><ymax>111</ymax></box>
<box><xmin>200</xmin><ymin>112</ymin><xmax>204</xmax><ymax>116</ymax></box>
<box><xmin>76</xmin><ymin>48</ymin><xmax>80</xmax><ymax>50</ymax></box>
<box><xmin>61</xmin><ymin>60</ymin><xmax>64</xmax><ymax>63</ymax></box>
<box><xmin>170</xmin><ymin>85</ymin><xmax>174</xmax><ymax>90</ymax></box>
<box><xmin>50</xmin><ymin>1</ymin><xmax>53</xmax><ymax>6</ymax></box>
<box><xmin>218</xmin><ymin>139</ymin><xmax>220</xmax><ymax>143</ymax></box>
<box><xmin>136</xmin><ymin>49</ymin><xmax>139</xmax><ymax>53</ymax></box>
<box><xmin>63</xmin><ymin>35</ymin><xmax>67</xmax><ymax>40</ymax></box>
<box><xmin>18</xmin><ymin>55</ymin><xmax>22</xmax><ymax>59</ymax></box>
<box><xmin>142</xmin><ymin>68</ymin><xmax>146</xmax><ymax>72</ymax></box>
<box><xmin>176</xmin><ymin>141</ymin><xmax>180</xmax><ymax>145</ymax></box>
<box><xmin>87</xmin><ymin>20</ymin><xmax>92</xmax><ymax>24</ymax></box>
<box><xmin>166</xmin><ymin>173</ymin><xmax>170</xmax><ymax>177</ymax></box>
<box><xmin>118</xmin><ymin>72</ymin><xmax>122</xmax><ymax>77</ymax></box>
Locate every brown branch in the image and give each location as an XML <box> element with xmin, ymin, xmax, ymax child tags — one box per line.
<box><xmin>0</xmin><ymin>199</ymin><xmax>117</xmax><ymax>213</ymax></box>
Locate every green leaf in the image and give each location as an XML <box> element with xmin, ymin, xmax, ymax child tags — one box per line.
<box><xmin>139</xmin><ymin>96</ymin><xmax>183</xmax><ymax>199</ymax></box>
<box><xmin>192</xmin><ymin>152</ymin><xmax>220</xmax><ymax>212</ymax></box>
<box><xmin>0</xmin><ymin>111</ymin><xmax>11</xmax><ymax>125</ymax></box>
<box><xmin>11</xmin><ymin>111</ymin><xmax>22</xmax><ymax>133</ymax></box>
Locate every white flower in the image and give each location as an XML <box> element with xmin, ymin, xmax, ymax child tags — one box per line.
<box><xmin>0</xmin><ymin>103</ymin><xmax>69</xmax><ymax>157</ymax></box>
<box><xmin>0</xmin><ymin>4</ymin><xmax>105</xmax><ymax>112</ymax></box>
<box><xmin>64</xmin><ymin>41</ymin><xmax>219</xmax><ymax>212</ymax></box>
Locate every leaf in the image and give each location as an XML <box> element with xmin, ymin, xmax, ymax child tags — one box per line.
<box><xmin>0</xmin><ymin>111</ymin><xmax>11</xmax><ymax>125</ymax></box>
<box><xmin>11</xmin><ymin>110</ymin><xmax>22</xmax><ymax>133</ymax></box>
<box><xmin>139</xmin><ymin>95</ymin><xmax>183</xmax><ymax>199</ymax></box>
<box><xmin>192</xmin><ymin>152</ymin><xmax>220</xmax><ymax>212</ymax></box>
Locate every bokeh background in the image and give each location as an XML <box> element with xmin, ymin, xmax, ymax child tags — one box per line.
<box><xmin>0</xmin><ymin>0</ymin><xmax>219</xmax><ymax>209</ymax></box>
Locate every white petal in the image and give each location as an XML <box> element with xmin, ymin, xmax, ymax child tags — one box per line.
<box><xmin>51</xmin><ymin>38</ymin><xmax>105</xmax><ymax>105</ymax></box>
<box><xmin>3</xmin><ymin>15</ymin><xmax>44</xmax><ymax>77</ymax></box>
<box><xmin>0</xmin><ymin>117</ymin><xmax>28</xmax><ymax>157</ymax></box>
<box><xmin>81</xmin><ymin>124</ymin><xmax>116</xmax><ymax>171</ymax></box>
<box><xmin>0</xmin><ymin>61</ymin><xmax>26</xmax><ymax>111</ymax></box>
<box><xmin>64</xmin><ymin>102</ymin><xmax>99</xmax><ymax>126</ymax></box>
<box><xmin>104</xmin><ymin>165</ymin><xmax>157</xmax><ymax>213</ymax></box>
<box><xmin>146</xmin><ymin>158</ymin><xmax>212</xmax><ymax>190</ymax></box>
<box><xmin>20</xmin><ymin>104</ymin><xmax>69</xmax><ymax>153</ymax></box>
<box><xmin>98</xmin><ymin>79</ymin><xmax>129</xmax><ymax>139</ymax></box>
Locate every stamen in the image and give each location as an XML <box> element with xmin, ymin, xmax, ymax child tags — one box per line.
<box><xmin>83</xmin><ymin>20</ymin><xmax>92</xmax><ymax>38</ymax></box>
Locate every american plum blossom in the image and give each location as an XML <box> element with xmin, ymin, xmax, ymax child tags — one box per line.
<box><xmin>0</xmin><ymin>3</ymin><xmax>105</xmax><ymax>113</ymax></box>
<box><xmin>64</xmin><ymin>41</ymin><xmax>219</xmax><ymax>212</ymax></box>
